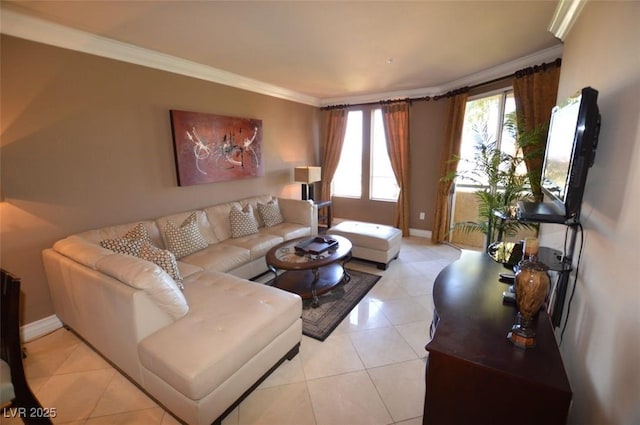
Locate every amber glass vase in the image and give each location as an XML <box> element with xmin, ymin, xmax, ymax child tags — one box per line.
<box><xmin>507</xmin><ymin>256</ymin><xmax>550</xmax><ymax>349</ymax></box>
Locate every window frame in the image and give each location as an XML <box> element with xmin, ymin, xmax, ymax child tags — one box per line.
<box><xmin>331</xmin><ymin>109</ymin><xmax>363</xmax><ymax>199</ymax></box>
<box><xmin>456</xmin><ymin>88</ymin><xmax>521</xmax><ymax>189</ymax></box>
<box><xmin>331</xmin><ymin>106</ymin><xmax>399</xmax><ymax>202</ymax></box>
<box><xmin>369</xmin><ymin>108</ymin><xmax>399</xmax><ymax>202</ymax></box>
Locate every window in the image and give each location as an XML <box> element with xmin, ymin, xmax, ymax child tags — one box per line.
<box><xmin>332</xmin><ymin>110</ymin><xmax>363</xmax><ymax>198</ymax></box>
<box><xmin>370</xmin><ymin>109</ymin><xmax>400</xmax><ymax>201</ymax></box>
<box><xmin>332</xmin><ymin>108</ymin><xmax>399</xmax><ymax>201</ymax></box>
<box><xmin>450</xmin><ymin>89</ymin><xmax>535</xmax><ymax>249</ymax></box>
<box><xmin>457</xmin><ymin>90</ymin><xmax>525</xmax><ymax>186</ymax></box>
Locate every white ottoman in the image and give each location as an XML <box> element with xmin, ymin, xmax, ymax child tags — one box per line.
<box><xmin>327</xmin><ymin>221</ymin><xmax>402</xmax><ymax>270</ymax></box>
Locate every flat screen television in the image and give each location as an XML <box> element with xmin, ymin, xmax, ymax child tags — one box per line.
<box><xmin>517</xmin><ymin>87</ymin><xmax>601</xmax><ymax>223</ymax></box>
<box><xmin>541</xmin><ymin>86</ymin><xmax>601</xmax><ymax>221</ymax></box>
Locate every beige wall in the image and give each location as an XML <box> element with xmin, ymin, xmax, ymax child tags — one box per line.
<box><xmin>539</xmin><ymin>3</ymin><xmax>640</xmax><ymax>424</ymax></box>
<box><xmin>409</xmin><ymin>100</ymin><xmax>448</xmax><ymax>231</ymax></box>
<box><xmin>321</xmin><ymin>99</ymin><xmax>447</xmax><ymax>229</ymax></box>
<box><xmin>0</xmin><ymin>34</ymin><xmax>449</xmax><ymax>325</ymax></box>
<box><xmin>0</xmin><ymin>36</ymin><xmax>319</xmax><ymax>323</ymax></box>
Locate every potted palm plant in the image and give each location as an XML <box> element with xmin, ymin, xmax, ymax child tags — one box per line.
<box><xmin>444</xmin><ymin>113</ymin><xmax>544</xmax><ymax>251</ymax></box>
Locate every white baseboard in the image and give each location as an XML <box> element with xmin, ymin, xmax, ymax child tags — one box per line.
<box><xmin>409</xmin><ymin>228</ymin><xmax>431</xmax><ymax>238</ymax></box>
<box><xmin>22</xmin><ymin>314</ymin><xmax>63</xmax><ymax>342</ymax></box>
<box><xmin>333</xmin><ymin>217</ymin><xmax>432</xmax><ymax>239</ymax></box>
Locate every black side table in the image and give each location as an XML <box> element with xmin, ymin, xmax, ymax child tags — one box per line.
<box><xmin>314</xmin><ymin>200</ymin><xmax>332</xmax><ymax>230</ymax></box>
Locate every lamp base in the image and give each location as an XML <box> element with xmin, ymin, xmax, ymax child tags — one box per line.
<box><xmin>301</xmin><ymin>183</ymin><xmax>314</xmax><ymax>201</ymax></box>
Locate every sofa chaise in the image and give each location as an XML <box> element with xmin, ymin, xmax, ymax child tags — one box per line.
<box><xmin>42</xmin><ymin>194</ymin><xmax>317</xmax><ymax>425</ymax></box>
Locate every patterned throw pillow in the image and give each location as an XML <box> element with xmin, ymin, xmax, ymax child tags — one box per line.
<box><xmin>100</xmin><ymin>223</ymin><xmax>152</xmax><ymax>257</ymax></box>
<box><xmin>257</xmin><ymin>199</ymin><xmax>284</xmax><ymax>227</ymax></box>
<box><xmin>123</xmin><ymin>223</ymin><xmax>153</xmax><ymax>244</ymax></box>
<box><xmin>139</xmin><ymin>242</ymin><xmax>184</xmax><ymax>290</ymax></box>
<box><xmin>229</xmin><ymin>205</ymin><xmax>259</xmax><ymax>238</ymax></box>
<box><xmin>165</xmin><ymin>212</ymin><xmax>208</xmax><ymax>259</ymax></box>
<box><xmin>99</xmin><ymin>237</ymin><xmax>144</xmax><ymax>257</ymax></box>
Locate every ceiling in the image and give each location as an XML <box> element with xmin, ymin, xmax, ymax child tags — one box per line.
<box><xmin>1</xmin><ymin>1</ymin><xmax>563</xmax><ymax>106</ymax></box>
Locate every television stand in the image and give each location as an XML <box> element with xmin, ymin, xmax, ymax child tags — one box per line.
<box><xmin>492</xmin><ymin>208</ymin><xmax>580</xmax><ymax>327</ymax></box>
<box><xmin>423</xmin><ymin>250</ymin><xmax>572</xmax><ymax>424</ymax></box>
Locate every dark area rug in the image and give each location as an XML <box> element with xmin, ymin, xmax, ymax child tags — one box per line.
<box><xmin>268</xmin><ymin>268</ymin><xmax>381</xmax><ymax>341</ymax></box>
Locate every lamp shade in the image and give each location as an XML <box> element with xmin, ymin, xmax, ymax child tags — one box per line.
<box><xmin>294</xmin><ymin>166</ymin><xmax>322</xmax><ymax>183</ymax></box>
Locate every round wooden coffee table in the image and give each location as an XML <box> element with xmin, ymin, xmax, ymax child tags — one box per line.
<box><xmin>266</xmin><ymin>235</ymin><xmax>352</xmax><ymax>308</ymax></box>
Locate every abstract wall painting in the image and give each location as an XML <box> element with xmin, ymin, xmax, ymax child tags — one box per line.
<box><xmin>170</xmin><ymin>110</ymin><xmax>264</xmax><ymax>186</ymax></box>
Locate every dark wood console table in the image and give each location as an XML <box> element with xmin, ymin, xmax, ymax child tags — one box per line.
<box><xmin>423</xmin><ymin>250</ymin><xmax>571</xmax><ymax>425</ymax></box>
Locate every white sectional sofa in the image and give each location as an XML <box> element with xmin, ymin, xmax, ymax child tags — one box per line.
<box><xmin>42</xmin><ymin>195</ymin><xmax>317</xmax><ymax>425</ymax></box>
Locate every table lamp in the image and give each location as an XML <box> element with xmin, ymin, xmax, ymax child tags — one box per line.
<box><xmin>294</xmin><ymin>166</ymin><xmax>321</xmax><ymax>201</ymax></box>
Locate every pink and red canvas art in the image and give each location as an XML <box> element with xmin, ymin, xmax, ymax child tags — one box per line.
<box><xmin>170</xmin><ymin>110</ymin><xmax>263</xmax><ymax>186</ymax></box>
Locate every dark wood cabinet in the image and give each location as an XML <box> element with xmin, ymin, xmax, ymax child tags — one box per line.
<box><xmin>423</xmin><ymin>250</ymin><xmax>572</xmax><ymax>425</ymax></box>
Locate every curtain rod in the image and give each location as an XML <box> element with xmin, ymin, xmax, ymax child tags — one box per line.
<box><xmin>321</xmin><ymin>58</ymin><xmax>562</xmax><ymax>110</ymax></box>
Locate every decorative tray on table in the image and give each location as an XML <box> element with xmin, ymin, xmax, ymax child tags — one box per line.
<box><xmin>294</xmin><ymin>236</ymin><xmax>339</xmax><ymax>255</ymax></box>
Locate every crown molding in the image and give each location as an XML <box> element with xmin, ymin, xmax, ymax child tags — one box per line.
<box><xmin>548</xmin><ymin>0</ymin><xmax>587</xmax><ymax>41</ymax></box>
<box><xmin>320</xmin><ymin>44</ymin><xmax>563</xmax><ymax>107</ymax></box>
<box><xmin>436</xmin><ymin>44</ymin><xmax>563</xmax><ymax>94</ymax></box>
<box><xmin>2</xmin><ymin>7</ymin><xmax>563</xmax><ymax>109</ymax></box>
<box><xmin>0</xmin><ymin>8</ymin><xmax>320</xmax><ymax>107</ymax></box>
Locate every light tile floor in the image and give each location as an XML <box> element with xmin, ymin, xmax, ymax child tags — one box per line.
<box><xmin>7</xmin><ymin>237</ymin><xmax>460</xmax><ymax>425</ymax></box>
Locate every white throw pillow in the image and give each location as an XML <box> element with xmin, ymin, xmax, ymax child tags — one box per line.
<box><xmin>229</xmin><ymin>205</ymin><xmax>259</xmax><ymax>238</ymax></box>
<box><xmin>122</xmin><ymin>222</ymin><xmax>153</xmax><ymax>243</ymax></box>
<box><xmin>100</xmin><ymin>237</ymin><xmax>144</xmax><ymax>257</ymax></box>
<box><xmin>165</xmin><ymin>212</ymin><xmax>208</xmax><ymax>259</ymax></box>
<box><xmin>99</xmin><ymin>222</ymin><xmax>152</xmax><ymax>257</ymax></box>
<box><xmin>139</xmin><ymin>242</ymin><xmax>184</xmax><ymax>290</ymax></box>
<box><xmin>257</xmin><ymin>199</ymin><xmax>284</xmax><ymax>227</ymax></box>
